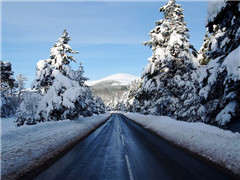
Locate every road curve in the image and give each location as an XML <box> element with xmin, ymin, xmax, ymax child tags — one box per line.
<box><xmin>34</xmin><ymin>114</ymin><xmax>232</xmax><ymax>180</ymax></box>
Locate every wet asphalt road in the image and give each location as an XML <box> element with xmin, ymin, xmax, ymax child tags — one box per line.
<box><xmin>34</xmin><ymin>114</ymin><xmax>232</xmax><ymax>180</ymax></box>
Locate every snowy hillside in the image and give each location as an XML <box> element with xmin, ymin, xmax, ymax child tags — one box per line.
<box><xmin>86</xmin><ymin>73</ymin><xmax>140</xmax><ymax>109</ymax></box>
<box><xmin>85</xmin><ymin>73</ymin><xmax>140</xmax><ymax>86</ymax></box>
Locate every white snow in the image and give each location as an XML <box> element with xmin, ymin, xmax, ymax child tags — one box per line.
<box><xmin>220</xmin><ymin>37</ymin><xmax>230</xmax><ymax>49</ymax></box>
<box><xmin>207</xmin><ymin>0</ymin><xmax>226</xmax><ymax>23</ymax></box>
<box><xmin>197</xmin><ymin>46</ymin><xmax>240</xmax><ymax>103</ymax></box>
<box><xmin>36</xmin><ymin>59</ymin><xmax>48</xmax><ymax>70</ymax></box>
<box><xmin>85</xmin><ymin>73</ymin><xmax>140</xmax><ymax>86</ymax></box>
<box><xmin>124</xmin><ymin>112</ymin><xmax>240</xmax><ymax>175</ymax></box>
<box><xmin>222</xmin><ymin>46</ymin><xmax>240</xmax><ymax>81</ymax></box>
<box><xmin>1</xmin><ymin>117</ymin><xmax>17</xmax><ymax>135</ymax></box>
<box><xmin>216</xmin><ymin>101</ymin><xmax>238</xmax><ymax>126</ymax></box>
<box><xmin>1</xmin><ymin>113</ymin><xmax>111</xmax><ymax>180</ymax></box>
<box><xmin>168</xmin><ymin>32</ymin><xmax>183</xmax><ymax>47</ymax></box>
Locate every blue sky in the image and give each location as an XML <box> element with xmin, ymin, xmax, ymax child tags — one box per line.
<box><xmin>2</xmin><ymin>1</ymin><xmax>208</xmax><ymax>88</ymax></box>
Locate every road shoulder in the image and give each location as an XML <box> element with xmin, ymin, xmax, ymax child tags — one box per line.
<box><xmin>124</xmin><ymin>112</ymin><xmax>240</xmax><ymax>179</ymax></box>
<box><xmin>1</xmin><ymin>114</ymin><xmax>111</xmax><ymax>180</ymax></box>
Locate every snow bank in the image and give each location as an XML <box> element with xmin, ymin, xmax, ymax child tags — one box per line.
<box><xmin>124</xmin><ymin>113</ymin><xmax>240</xmax><ymax>175</ymax></box>
<box><xmin>1</xmin><ymin>117</ymin><xmax>17</xmax><ymax>135</ymax></box>
<box><xmin>1</xmin><ymin>113</ymin><xmax>111</xmax><ymax>180</ymax></box>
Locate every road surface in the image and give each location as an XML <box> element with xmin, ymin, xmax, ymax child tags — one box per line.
<box><xmin>35</xmin><ymin>114</ymin><xmax>232</xmax><ymax>180</ymax></box>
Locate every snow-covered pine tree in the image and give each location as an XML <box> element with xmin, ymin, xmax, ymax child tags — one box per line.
<box><xmin>142</xmin><ymin>0</ymin><xmax>198</xmax><ymax>77</ymax></box>
<box><xmin>16</xmin><ymin>74</ymin><xmax>27</xmax><ymax>101</ymax></box>
<box><xmin>198</xmin><ymin>31</ymin><xmax>211</xmax><ymax>65</ymax></box>
<box><xmin>135</xmin><ymin>0</ymin><xmax>199</xmax><ymax>120</ymax></box>
<box><xmin>94</xmin><ymin>97</ymin><xmax>106</xmax><ymax>114</ymax></box>
<box><xmin>1</xmin><ymin>61</ymin><xmax>15</xmax><ymax>92</ymax></box>
<box><xmin>31</xmin><ymin>59</ymin><xmax>53</xmax><ymax>94</ymax></box>
<box><xmin>49</xmin><ymin>29</ymin><xmax>77</xmax><ymax>66</ymax></box>
<box><xmin>114</xmin><ymin>79</ymin><xmax>142</xmax><ymax>112</ymax></box>
<box><xmin>75</xmin><ymin>62</ymin><xmax>89</xmax><ymax>86</ymax></box>
<box><xmin>206</xmin><ymin>1</ymin><xmax>240</xmax><ymax>59</ymax></box>
<box><xmin>196</xmin><ymin>1</ymin><xmax>240</xmax><ymax>126</ymax></box>
<box><xmin>17</xmin><ymin>30</ymin><xmax>105</xmax><ymax>125</ymax></box>
<box><xmin>123</xmin><ymin>79</ymin><xmax>142</xmax><ymax>112</ymax></box>
<box><xmin>0</xmin><ymin>60</ymin><xmax>17</xmax><ymax>117</ymax></box>
<box><xmin>31</xmin><ymin>29</ymin><xmax>78</xmax><ymax>93</ymax></box>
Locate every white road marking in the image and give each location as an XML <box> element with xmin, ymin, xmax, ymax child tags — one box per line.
<box><xmin>125</xmin><ymin>155</ymin><xmax>134</xmax><ymax>180</ymax></box>
<box><xmin>121</xmin><ymin>135</ymin><xmax>125</xmax><ymax>146</ymax></box>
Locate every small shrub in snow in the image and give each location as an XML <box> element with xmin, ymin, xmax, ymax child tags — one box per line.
<box><xmin>16</xmin><ymin>92</ymin><xmax>42</xmax><ymax>126</ymax></box>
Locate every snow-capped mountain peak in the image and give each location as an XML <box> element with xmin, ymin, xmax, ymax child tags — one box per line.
<box><xmin>85</xmin><ymin>73</ymin><xmax>140</xmax><ymax>86</ymax></box>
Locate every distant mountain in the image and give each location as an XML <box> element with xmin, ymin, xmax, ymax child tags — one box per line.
<box><xmin>86</xmin><ymin>73</ymin><xmax>140</xmax><ymax>108</ymax></box>
<box><xmin>85</xmin><ymin>73</ymin><xmax>139</xmax><ymax>86</ymax></box>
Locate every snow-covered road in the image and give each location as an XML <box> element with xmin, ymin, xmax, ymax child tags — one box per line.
<box><xmin>1</xmin><ymin>114</ymin><xmax>111</xmax><ymax>180</ymax></box>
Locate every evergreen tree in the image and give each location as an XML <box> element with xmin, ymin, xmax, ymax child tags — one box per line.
<box><xmin>1</xmin><ymin>61</ymin><xmax>15</xmax><ymax>91</ymax></box>
<box><xmin>31</xmin><ymin>59</ymin><xmax>53</xmax><ymax>94</ymax></box>
<box><xmin>114</xmin><ymin>79</ymin><xmax>142</xmax><ymax>112</ymax></box>
<box><xmin>196</xmin><ymin>1</ymin><xmax>240</xmax><ymax>126</ymax></box>
<box><xmin>135</xmin><ymin>0</ymin><xmax>199</xmax><ymax>119</ymax></box>
<box><xmin>0</xmin><ymin>60</ymin><xmax>17</xmax><ymax>117</ymax></box>
<box><xmin>206</xmin><ymin>1</ymin><xmax>240</xmax><ymax>59</ymax></box>
<box><xmin>16</xmin><ymin>74</ymin><xmax>27</xmax><ymax>101</ymax></box>
<box><xmin>142</xmin><ymin>0</ymin><xmax>198</xmax><ymax>78</ymax></box>
<box><xmin>94</xmin><ymin>97</ymin><xmax>106</xmax><ymax>114</ymax></box>
<box><xmin>75</xmin><ymin>62</ymin><xmax>89</xmax><ymax>86</ymax></box>
<box><xmin>198</xmin><ymin>31</ymin><xmax>211</xmax><ymax>65</ymax></box>
<box><xmin>31</xmin><ymin>29</ymin><xmax>78</xmax><ymax>93</ymax></box>
<box><xmin>49</xmin><ymin>29</ymin><xmax>78</xmax><ymax>70</ymax></box>
<box><xmin>17</xmin><ymin>30</ymin><xmax>105</xmax><ymax>125</ymax></box>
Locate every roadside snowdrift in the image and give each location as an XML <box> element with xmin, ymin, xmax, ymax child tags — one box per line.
<box><xmin>1</xmin><ymin>114</ymin><xmax>111</xmax><ymax>180</ymax></box>
<box><xmin>124</xmin><ymin>113</ymin><xmax>240</xmax><ymax>175</ymax></box>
